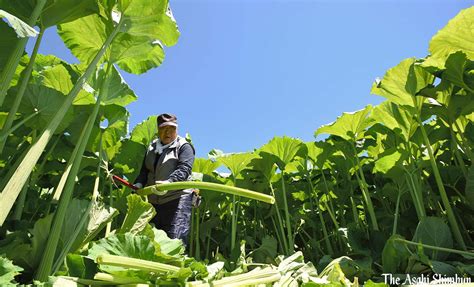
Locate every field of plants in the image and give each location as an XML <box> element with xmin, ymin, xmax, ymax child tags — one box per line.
<box><xmin>0</xmin><ymin>0</ymin><xmax>474</xmax><ymax>286</ymax></box>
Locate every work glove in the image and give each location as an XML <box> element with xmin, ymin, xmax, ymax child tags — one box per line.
<box><xmin>133</xmin><ymin>183</ymin><xmax>143</xmax><ymax>189</ymax></box>
<box><xmin>150</xmin><ymin>180</ymin><xmax>170</xmax><ymax>196</ymax></box>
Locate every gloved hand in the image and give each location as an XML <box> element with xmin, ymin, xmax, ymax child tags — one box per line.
<box><xmin>150</xmin><ymin>180</ymin><xmax>170</xmax><ymax>196</ymax></box>
<box><xmin>133</xmin><ymin>183</ymin><xmax>143</xmax><ymax>189</ymax></box>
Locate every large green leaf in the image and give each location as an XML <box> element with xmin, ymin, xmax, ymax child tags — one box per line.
<box><xmin>87</xmin><ymin>233</ymin><xmax>156</xmax><ymax>274</ymax></box>
<box><xmin>70</xmin><ymin>201</ymin><xmax>118</xmax><ymax>252</ymax></box>
<box><xmin>59</xmin><ymin>0</ymin><xmax>179</xmax><ymax>74</ymax></box>
<box><xmin>192</xmin><ymin>158</ymin><xmax>221</xmax><ymax>175</ymax></box>
<box><xmin>41</xmin><ymin>0</ymin><xmax>98</xmax><ymax>28</ymax></box>
<box><xmin>372</xmin><ymin>101</ymin><xmax>417</xmax><ymax>142</ymax></box>
<box><xmin>316</xmin><ymin>105</ymin><xmax>375</xmax><ymax>141</ymax></box>
<box><xmin>59</xmin><ymin>198</ymin><xmax>90</xmax><ymax>253</ymax></box>
<box><xmin>0</xmin><ymin>9</ymin><xmax>37</xmax><ymax>37</ymax></box>
<box><xmin>119</xmin><ymin>194</ymin><xmax>155</xmax><ymax>234</ymax></box>
<box><xmin>0</xmin><ymin>256</ymin><xmax>23</xmax><ymax>285</ymax></box>
<box><xmin>259</xmin><ymin>136</ymin><xmax>304</xmax><ymax>170</ymax></box>
<box><xmin>152</xmin><ymin>228</ymin><xmax>185</xmax><ymax>258</ymax></box>
<box><xmin>65</xmin><ymin>254</ymin><xmax>97</xmax><ymax>280</ymax></box>
<box><xmin>58</xmin><ymin>13</ymin><xmax>110</xmax><ymax>65</ymax></box>
<box><xmin>113</xmin><ymin>139</ymin><xmax>146</xmax><ymax>181</ymax></box>
<box><xmin>217</xmin><ymin>152</ymin><xmax>256</xmax><ymax>179</ymax></box>
<box><xmin>11</xmin><ymin>84</ymin><xmax>74</xmax><ymax>133</ymax></box>
<box><xmin>372</xmin><ymin>58</ymin><xmax>434</xmax><ymax>108</ymax></box>
<box><xmin>466</xmin><ymin>165</ymin><xmax>474</xmax><ymax>206</ymax></box>
<box><xmin>443</xmin><ymin>51</ymin><xmax>474</xmax><ymax>92</ymax></box>
<box><xmin>30</xmin><ymin>214</ymin><xmax>54</xmax><ymax>270</ymax></box>
<box><xmin>412</xmin><ymin>217</ymin><xmax>453</xmax><ymax>260</ymax></box>
<box><xmin>88</xmin><ymin>105</ymin><xmax>129</xmax><ymax>160</ymax></box>
<box><xmin>88</xmin><ymin>65</ymin><xmax>137</xmax><ymax>106</ymax></box>
<box><xmin>0</xmin><ymin>0</ymin><xmax>97</xmax><ymax>28</ymax></box>
<box><xmin>382</xmin><ymin>235</ymin><xmax>410</xmax><ymax>273</ymax></box>
<box><xmin>373</xmin><ymin>148</ymin><xmax>403</xmax><ymax>174</ymax></box>
<box><xmin>110</xmin><ymin>33</ymin><xmax>165</xmax><ymax>74</ymax></box>
<box><xmin>0</xmin><ymin>21</ymin><xmax>18</xmax><ymax>71</ymax></box>
<box><xmin>118</xmin><ymin>0</ymin><xmax>179</xmax><ymax>46</ymax></box>
<box><xmin>248</xmin><ymin>152</ymin><xmax>279</xmax><ymax>184</ymax></box>
<box><xmin>130</xmin><ymin>115</ymin><xmax>157</xmax><ymax>146</ymax></box>
<box><xmin>424</xmin><ymin>6</ymin><xmax>474</xmax><ymax>69</ymax></box>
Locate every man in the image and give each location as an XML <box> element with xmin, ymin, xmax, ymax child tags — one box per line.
<box><xmin>134</xmin><ymin>113</ymin><xmax>195</xmax><ymax>247</ymax></box>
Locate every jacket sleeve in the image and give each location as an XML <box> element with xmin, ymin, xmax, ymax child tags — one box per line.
<box><xmin>134</xmin><ymin>153</ymin><xmax>148</xmax><ymax>186</ymax></box>
<box><xmin>168</xmin><ymin>143</ymin><xmax>195</xmax><ymax>182</ymax></box>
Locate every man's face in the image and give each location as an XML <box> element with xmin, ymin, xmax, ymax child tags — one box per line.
<box><xmin>158</xmin><ymin>125</ymin><xmax>177</xmax><ymax>144</ymax></box>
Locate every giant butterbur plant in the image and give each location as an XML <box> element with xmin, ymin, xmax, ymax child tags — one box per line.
<box><xmin>1</xmin><ymin>3</ymin><xmax>474</xmax><ymax>286</ymax></box>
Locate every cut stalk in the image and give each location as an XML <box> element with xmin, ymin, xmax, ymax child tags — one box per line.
<box><xmin>212</xmin><ymin>268</ymin><xmax>280</xmax><ymax>286</ymax></box>
<box><xmin>138</xmin><ymin>181</ymin><xmax>275</xmax><ymax>204</ymax></box>
<box><xmin>0</xmin><ymin>19</ymin><xmax>123</xmax><ymax>226</ymax></box>
<box><xmin>96</xmin><ymin>254</ymin><xmax>180</xmax><ymax>273</ymax></box>
<box><xmin>94</xmin><ymin>272</ymin><xmax>147</xmax><ymax>284</ymax></box>
<box><xmin>0</xmin><ymin>0</ymin><xmax>46</xmax><ymax>106</ymax></box>
<box><xmin>57</xmin><ymin>276</ymin><xmax>117</xmax><ymax>286</ymax></box>
<box><xmin>0</xmin><ymin>27</ymin><xmax>45</xmax><ymax>154</ymax></box>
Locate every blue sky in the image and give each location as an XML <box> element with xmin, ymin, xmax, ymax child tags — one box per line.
<box><xmin>34</xmin><ymin>0</ymin><xmax>473</xmax><ymax>158</ymax></box>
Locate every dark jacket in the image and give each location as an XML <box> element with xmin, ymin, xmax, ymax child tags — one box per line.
<box><xmin>135</xmin><ymin>136</ymin><xmax>195</xmax><ymax>204</ymax></box>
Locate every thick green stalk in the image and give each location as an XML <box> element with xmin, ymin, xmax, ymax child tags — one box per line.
<box><xmin>352</xmin><ymin>144</ymin><xmax>379</xmax><ymax>230</ymax></box>
<box><xmin>323</xmin><ymin>201</ymin><xmax>339</xmax><ymax>231</ymax></box>
<box><xmin>392</xmin><ymin>188</ymin><xmax>402</xmax><ymax>236</ymax></box>
<box><xmin>350</xmin><ymin>197</ymin><xmax>359</xmax><ymax>227</ymax></box>
<box><xmin>139</xmin><ymin>181</ymin><xmax>275</xmax><ymax>204</ymax></box>
<box><xmin>0</xmin><ymin>0</ymin><xmax>47</xmax><ymax>106</ymax></box>
<box><xmin>449</xmin><ymin>127</ymin><xmax>468</xmax><ymax>177</ymax></box>
<box><xmin>280</xmin><ymin>176</ymin><xmax>294</xmax><ymax>253</ymax></box>
<box><xmin>51</xmin><ymin>136</ymin><xmax>103</xmax><ymax>274</ymax></box>
<box><xmin>307</xmin><ymin>169</ymin><xmax>333</xmax><ymax>255</ymax></box>
<box><xmin>394</xmin><ymin>238</ymin><xmax>473</xmax><ymax>257</ymax></box>
<box><xmin>12</xmin><ymin>178</ymin><xmax>28</xmax><ymax>221</ymax></box>
<box><xmin>0</xmin><ymin>28</ymin><xmax>45</xmax><ymax>154</ymax></box>
<box><xmin>35</xmin><ymin>65</ymin><xmax>111</xmax><ymax>281</ymax></box>
<box><xmin>96</xmin><ymin>254</ymin><xmax>180</xmax><ymax>273</ymax></box>
<box><xmin>404</xmin><ymin>170</ymin><xmax>425</xmax><ymax>220</ymax></box>
<box><xmin>416</xmin><ymin>115</ymin><xmax>466</xmax><ymax>250</ymax></box>
<box><xmin>269</xmin><ymin>182</ymin><xmax>289</xmax><ymax>254</ymax></box>
<box><xmin>0</xmin><ymin>143</ymin><xmax>29</xmax><ymax>191</ymax></box>
<box><xmin>194</xmin><ymin>207</ymin><xmax>201</xmax><ymax>259</ymax></box>
<box><xmin>231</xmin><ymin>193</ymin><xmax>237</xmax><ymax>250</ymax></box>
<box><xmin>205</xmin><ymin>228</ymin><xmax>211</xmax><ymax>259</ymax></box>
<box><xmin>0</xmin><ymin>19</ymin><xmax>123</xmax><ymax>226</ymax></box>
<box><xmin>30</xmin><ymin>135</ymin><xmax>61</xmax><ymax>186</ymax></box>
